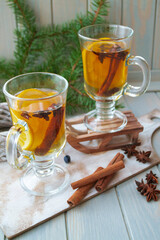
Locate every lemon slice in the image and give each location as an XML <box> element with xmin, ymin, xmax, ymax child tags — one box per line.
<box><xmin>11</xmin><ymin>88</ymin><xmax>61</xmax><ymax>152</ymax></box>
<box><xmin>17</xmin><ymin>124</ymin><xmax>33</xmax><ymax>151</ymax></box>
<box><xmin>16</xmin><ymin>88</ymin><xmax>58</xmax><ymax>112</ymax></box>
<box><xmin>82</xmin><ymin>40</ymin><xmax>113</xmax><ymax>89</ymax></box>
<box><xmin>17</xmin><ymin>88</ymin><xmax>49</xmax><ymax>99</ymax></box>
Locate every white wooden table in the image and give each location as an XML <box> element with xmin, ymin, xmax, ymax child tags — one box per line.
<box><xmin>1</xmin><ymin>91</ymin><xmax>160</xmax><ymax>240</ymax></box>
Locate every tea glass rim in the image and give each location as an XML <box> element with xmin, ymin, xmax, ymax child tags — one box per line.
<box><xmin>3</xmin><ymin>72</ymin><xmax>68</xmax><ymax>101</ymax></box>
<box><xmin>78</xmin><ymin>24</ymin><xmax>134</xmax><ymax>42</ymax></box>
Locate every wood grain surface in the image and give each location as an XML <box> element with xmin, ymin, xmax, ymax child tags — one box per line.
<box><xmin>107</xmin><ymin>0</ymin><xmax>122</xmax><ymax>24</ymax></box>
<box><xmin>152</xmin><ymin>0</ymin><xmax>160</xmax><ymax>69</ymax></box>
<box><xmin>0</xmin><ymin>1</ymin><xmax>160</xmax><ymax>238</ymax></box>
<box><xmin>117</xmin><ymin>91</ymin><xmax>160</xmax><ymax>240</ymax></box>
<box><xmin>1</xmin><ymin>102</ymin><xmax>160</xmax><ymax>239</ymax></box>
<box><xmin>117</xmin><ymin>166</ymin><xmax>160</xmax><ymax>240</ymax></box>
<box><xmin>0</xmin><ymin>92</ymin><xmax>159</xmax><ymax>240</ymax></box>
<box><xmin>1</xmin><ymin>0</ymin><xmax>160</xmax><ymax>82</ymax></box>
<box><xmin>27</xmin><ymin>0</ymin><xmax>52</xmax><ymax>26</ymax></box>
<box><xmin>66</xmin><ymin>188</ymin><xmax>129</xmax><ymax>240</ymax></box>
<box><xmin>66</xmin><ymin>111</ymin><xmax>143</xmax><ymax>153</ymax></box>
<box><xmin>122</xmin><ymin>0</ymin><xmax>155</xmax><ymax>66</ymax></box>
<box><xmin>11</xmin><ymin>215</ymin><xmax>67</xmax><ymax>240</ymax></box>
<box><xmin>53</xmin><ymin>0</ymin><xmax>87</xmax><ymax>24</ymax></box>
<box><xmin>0</xmin><ymin>0</ymin><xmax>158</xmax><ymax>64</ymax></box>
<box><xmin>0</xmin><ymin>0</ymin><xmax>16</xmax><ymax>59</ymax></box>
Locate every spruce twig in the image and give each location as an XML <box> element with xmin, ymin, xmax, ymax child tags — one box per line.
<box><xmin>69</xmin><ymin>83</ymin><xmax>88</xmax><ymax>97</ymax></box>
<box><xmin>18</xmin><ymin>32</ymin><xmax>36</xmax><ymax>73</ymax></box>
<box><xmin>13</xmin><ymin>0</ymin><xmax>34</xmax><ymax>31</ymax></box>
<box><xmin>0</xmin><ymin>0</ymin><xmax>110</xmax><ymax>115</ymax></box>
<box><xmin>92</xmin><ymin>0</ymin><xmax>104</xmax><ymax>24</ymax></box>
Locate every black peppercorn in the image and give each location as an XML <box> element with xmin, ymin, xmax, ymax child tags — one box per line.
<box><xmin>64</xmin><ymin>155</ymin><xmax>71</xmax><ymax>163</ymax></box>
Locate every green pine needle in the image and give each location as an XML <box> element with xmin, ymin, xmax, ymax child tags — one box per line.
<box><xmin>0</xmin><ymin>0</ymin><xmax>117</xmax><ymax>115</ymax></box>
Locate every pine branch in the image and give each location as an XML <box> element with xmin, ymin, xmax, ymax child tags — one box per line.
<box><xmin>70</xmin><ymin>55</ymin><xmax>82</xmax><ymax>79</ymax></box>
<box><xmin>18</xmin><ymin>31</ymin><xmax>36</xmax><ymax>73</ymax></box>
<box><xmin>92</xmin><ymin>0</ymin><xmax>104</xmax><ymax>24</ymax></box>
<box><xmin>89</xmin><ymin>0</ymin><xmax>109</xmax><ymax>24</ymax></box>
<box><xmin>0</xmin><ymin>59</ymin><xmax>16</xmax><ymax>78</ymax></box>
<box><xmin>13</xmin><ymin>0</ymin><xmax>33</xmax><ymax>31</ymax></box>
<box><xmin>0</xmin><ymin>0</ymin><xmax>111</xmax><ymax>114</ymax></box>
<box><xmin>69</xmin><ymin>83</ymin><xmax>88</xmax><ymax>97</ymax></box>
<box><xmin>7</xmin><ymin>0</ymin><xmax>36</xmax><ymax>32</ymax></box>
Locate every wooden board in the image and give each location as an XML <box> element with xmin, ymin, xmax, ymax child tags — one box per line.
<box><xmin>66</xmin><ymin>188</ymin><xmax>129</xmax><ymax>240</ymax></box>
<box><xmin>117</xmin><ymin>166</ymin><xmax>160</xmax><ymax>240</ymax></box>
<box><xmin>0</xmin><ymin>109</ymin><xmax>160</xmax><ymax>239</ymax></box>
<box><xmin>10</xmin><ymin>215</ymin><xmax>67</xmax><ymax>240</ymax></box>
<box><xmin>116</xmin><ymin>92</ymin><xmax>160</xmax><ymax>240</ymax></box>
<box><xmin>66</xmin><ymin>93</ymin><xmax>160</xmax><ymax>240</ymax></box>
<box><xmin>0</xmin><ymin>229</ymin><xmax>4</xmax><ymax>240</ymax></box>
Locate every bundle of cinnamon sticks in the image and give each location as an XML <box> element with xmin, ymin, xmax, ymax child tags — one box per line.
<box><xmin>67</xmin><ymin>152</ymin><xmax>125</xmax><ymax>207</ymax></box>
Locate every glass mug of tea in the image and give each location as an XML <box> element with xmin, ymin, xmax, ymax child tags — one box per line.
<box><xmin>78</xmin><ymin>24</ymin><xmax>150</xmax><ymax>132</ymax></box>
<box><xmin>3</xmin><ymin>72</ymin><xmax>69</xmax><ymax>196</ymax></box>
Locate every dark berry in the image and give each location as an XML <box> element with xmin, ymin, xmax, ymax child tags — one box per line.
<box><xmin>64</xmin><ymin>155</ymin><xmax>71</xmax><ymax>163</ymax></box>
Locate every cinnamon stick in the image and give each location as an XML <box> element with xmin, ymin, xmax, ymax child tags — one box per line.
<box><xmin>95</xmin><ymin>153</ymin><xmax>124</xmax><ymax>192</ymax></box>
<box><xmin>71</xmin><ymin>160</ymin><xmax>125</xmax><ymax>190</ymax></box>
<box><xmin>67</xmin><ymin>167</ymin><xmax>103</xmax><ymax>207</ymax></box>
<box><xmin>35</xmin><ymin>106</ymin><xmax>64</xmax><ymax>156</ymax></box>
<box><xmin>98</xmin><ymin>53</ymin><xmax>120</xmax><ymax>96</ymax></box>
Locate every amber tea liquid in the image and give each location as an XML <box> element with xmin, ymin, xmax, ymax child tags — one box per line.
<box><xmin>10</xmin><ymin>88</ymin><xmax>65</xmax><ymax>157</ymax></box>
<box><xmin>82</xmin><ymin>39</ymin><xmax>129</xmax><ymax>98</ymax></box>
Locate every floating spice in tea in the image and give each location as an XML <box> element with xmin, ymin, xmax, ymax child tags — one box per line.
<box><xmin>32</xmin><ymin>111</ymin><xmax>51</xmax><ymax>121</ymax></box>
<box><xmin>21</xmin><ymin>112</ymin><xmax>31</xmax><ymax>120</ymax></box>
<box><xmin>35</xmin><ymin>106</ymin><xmax>65</xmax><ymax>156</ymax></box>
<box><xmin>82</xmin><ymin>39</ymin><xmax>129</xmax><ymax>98</ymax></box>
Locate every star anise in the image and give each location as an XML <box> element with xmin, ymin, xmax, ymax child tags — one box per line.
<box><xmin>136</xmin><ymin>151</ymin><xmax>151</xmax><ymax>163</ymax></box>
<box><xmin>144</xmin><ymin>184</ymin><xmax>160</xmax><ymax>202</ymax></box>
<box><xmin>135</xmin><ymin>179</ymin><xmax>148</xmax><ymax>195</ymax></box>
<box><xmin>32</xmin><ymin>111</ymin><xmax>51</xmax><ymax>121</ymax></box>
<box><xmin>121</xmin><ymin>145</ymin><xmax>138</xmax><ymax>158</ymax></box>
<box><xmin>99</xmin><ymin>43</ymin><xmax>110</xmax><ymax>52</ymax></box>
<box><xmin>109</xmin><ymin>44</ymin><xmax>122</xmax><ymax>53</ymax></box>
<box><xmin>21</xmin><ymin>112</ymin><xmax>31</xmax><ymax>120</ymax></box>
<box><xmin>92</xmin><ymin>44</ymin><xmax>128</xmax><ymax>63</ymax></box>
<box><xmin>92</xmin><ymin>51</ymin><xmax>107</xmax><ymax>63</ymax></box>
<box><xmin>145</xmin><ymin>171</ymin><xmax>158</xmax><ymax>184</ymax></box>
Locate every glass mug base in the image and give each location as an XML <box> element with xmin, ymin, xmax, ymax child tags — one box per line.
<box><xmin>84</xmin><ymin>109</ymin><xmax>127</xmax><ymax>133</ymax></box>
<box><xmin>20</xmin><ymin>163</ymin><xmax>70</xmax><ymax>197</ymax></box>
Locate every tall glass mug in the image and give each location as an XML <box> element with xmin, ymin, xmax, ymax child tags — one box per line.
<box><xmin>78</xmin><ymin>24</ymin><xmax>151</xmax><ymax>132</ymax></box>
<box><xmin>3</xmin><ymin>72</ymin><xmax>69</xmax><ymax>196</ymax></box>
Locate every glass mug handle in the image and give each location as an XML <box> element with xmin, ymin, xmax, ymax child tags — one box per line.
<box><xmin>6</xmin><ymin>120</ymin><xmax>31</xmax><ymax>170</ymax></box>
<box><xmin>124</xmin><ymin>55</ymin><xmax>151</xmax><ymax>97</ymax></box>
